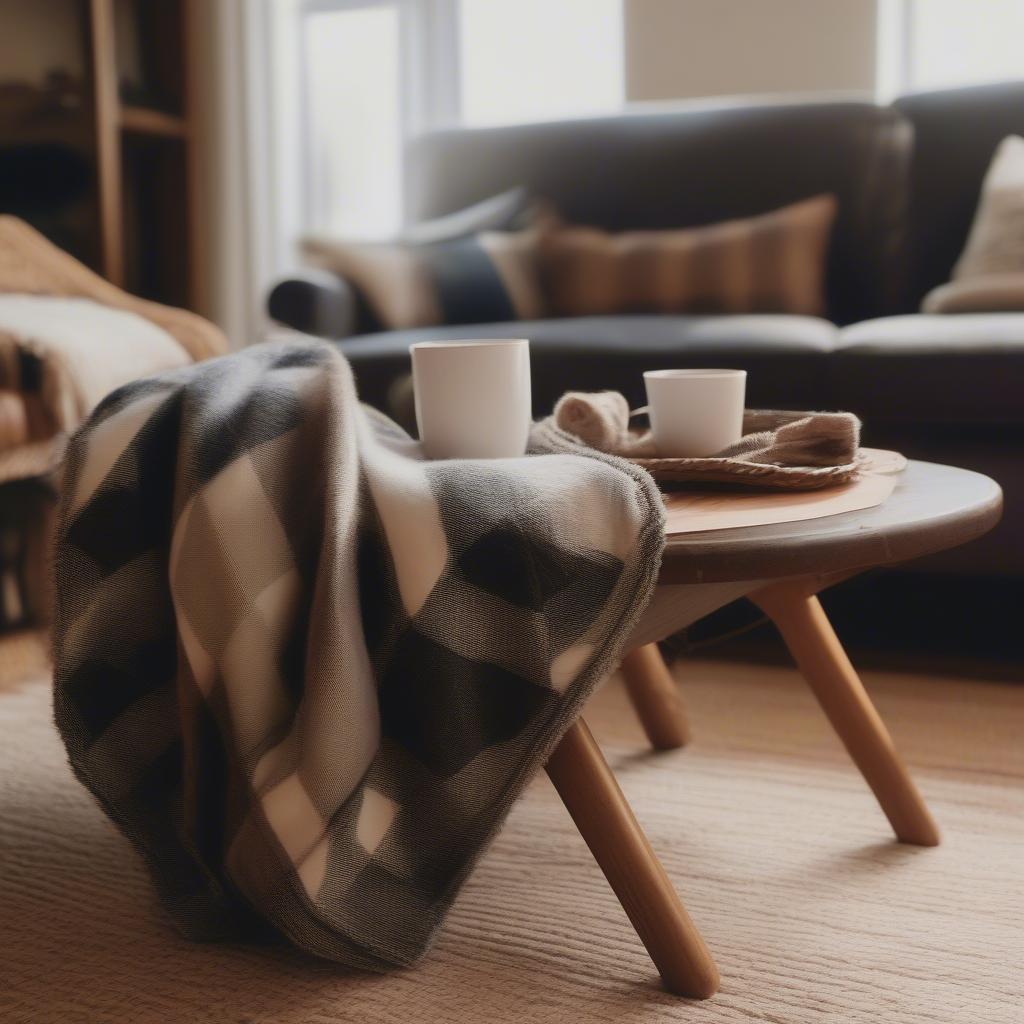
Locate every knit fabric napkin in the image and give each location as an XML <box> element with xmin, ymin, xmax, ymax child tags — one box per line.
<box><xmin>552</xmin><ymin>390</ymin><xmax>861</xmax><ymax>468</ymax></box>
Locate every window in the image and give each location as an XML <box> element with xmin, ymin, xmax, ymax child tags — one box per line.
<box><xmin>295</xmin><ymin>0</ymin><xmax>624</xmax><ymax>239</ymax></box>
<box><xmin>458</xmin><ymin>0</ymin><xmax>624</xmax><ymax>127</ymax></box>
<box><xmin>302</xmin><ymin>3</ymin><xmax>404</xmax><ymax>239</ymax></box>
<box><xmin>878</xmin><ymin>0</ymin><xmax>1024</xmax><ymax>99</ymax></box>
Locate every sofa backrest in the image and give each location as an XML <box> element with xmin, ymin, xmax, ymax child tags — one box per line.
<box><xmin>406</xmin><ymin>98</ymin><xmax>912</xmax><ymax>324</ymax></box>
<box><xmin>893</xmin><ymin>80</ymin><xmax>1024</xmax><ymax>310</ymax></box>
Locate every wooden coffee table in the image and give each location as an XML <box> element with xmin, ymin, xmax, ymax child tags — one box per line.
<box><xmin>543</xmin><ymin>460</ymin><xmax>1002</xmax><ymax>999</ymax></box>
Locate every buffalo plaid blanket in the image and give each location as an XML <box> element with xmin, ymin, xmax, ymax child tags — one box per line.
<box><xmin>52</xmin><ymin>340</ymin><xmax>664</xmax><ymax>969</ymax></box>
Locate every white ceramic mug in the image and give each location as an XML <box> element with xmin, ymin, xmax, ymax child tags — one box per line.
<box><xmin>411</xmin><ymin>339</ymin><xmax>531</xmax><ymax>459</ymax></box>
<box><xmin>643</xmin><ymin>368</ymin><xmax>747</xmax><ymax>457</ymax></box>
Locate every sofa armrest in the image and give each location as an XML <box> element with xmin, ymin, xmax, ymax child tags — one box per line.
<box><xmin>267</xmin><ymin>270</ymin><xmax>359</xmax><ymax>340</ymax></box>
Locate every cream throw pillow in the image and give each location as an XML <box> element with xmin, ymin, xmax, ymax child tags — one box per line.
<box><xmin>952</xmin><ymin>135</ymin><xmax>1024</xmax><ymax>281</ymax></box>
<box><xmin>922</xmin><ymin>136</ymin><xmax>1024</xmax><ymax>312</ymax></box>
<box><xmin>922</xmin><ymin>273</ymin><xmax>1024</xmax><ymax>313</ymax></box>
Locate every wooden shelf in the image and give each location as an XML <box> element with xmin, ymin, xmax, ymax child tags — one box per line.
<box><xmin>86</xmin><ymin>0</ymin><xmax>200</xmax><ymax>306</ymax></box>
<box><xmin>119</xmin><ymin>105</ymin><xmax>189</xmax><ymax>139</ymax></box>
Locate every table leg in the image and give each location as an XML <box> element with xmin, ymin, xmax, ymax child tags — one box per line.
<box><xmin>620</xmin><ymin>644</ymin><xmax>691</xmax><ymax>750</ymax></box>
<box><xmin>545</xmin><ymin>718</ymin><xmax>719</xmax><ymax>998</ymax></box>
<box><xmin>751</xmin><ymin>581</ymin><xmax>940</xmax><ymax>847</ymax></box>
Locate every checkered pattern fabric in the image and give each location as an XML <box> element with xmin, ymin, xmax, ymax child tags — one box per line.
<box><xmin>52</xmin><ymin>340</ymin><xmax>664</xmax><ymax>969</ymax></box>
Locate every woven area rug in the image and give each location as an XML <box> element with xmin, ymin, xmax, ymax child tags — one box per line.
<box><xmin>2</xmin><ymin>637</ymin><xmax>1021</xmax><ymax>1023</ymax></box>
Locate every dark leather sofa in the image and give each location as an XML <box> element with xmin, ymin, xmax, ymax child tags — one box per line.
<box><xmin>269</xmin><ymin>80</ymin><xmax>1024</xmax><ymax>577</ymax></box>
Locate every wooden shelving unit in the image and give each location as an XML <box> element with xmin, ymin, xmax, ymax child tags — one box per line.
<box><xmin>86</xmin><ymin>0</ymin><xmax>200</xmax><ymax>309</ymax></box>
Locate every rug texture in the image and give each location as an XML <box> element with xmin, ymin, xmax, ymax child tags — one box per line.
<box><xmin>3</xmin><ymin>650</ymin><xmax>1022</xmax><ymax>1024</ymax></box>
<box><xmin>50</xmin><ymin>340</ymin><xmax>664</xmax><ymax>970</ymax></box>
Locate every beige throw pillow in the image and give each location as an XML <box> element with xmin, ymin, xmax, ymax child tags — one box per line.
<box><xmin>921</xmin><ymin>272</ymin><xmax>1024</xmax><ymax>313</ymax></box>
<box><xmin>952</xmin><ymin>135</ymin><xmax>1024</xmax><ymax>281</ymax></box>
<box><xmin>538</xmin><ymin>195</ymin><xmax>837</xmax><ymax>318</ymax></box>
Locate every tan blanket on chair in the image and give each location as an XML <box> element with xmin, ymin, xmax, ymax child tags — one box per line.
<box><xmin>0</xmin><ymin>216</ymin><xmax>226</xmax><ymax>362</ymax></box>
<box><xmin>0</xmin><ymin>295</ymin><xmax>193</xmax><ymax>441</ymax></box>
<box><xmin>0</xmin><ymin>216</ymin><xmax>229</xmax><ymax>480</ymax></box>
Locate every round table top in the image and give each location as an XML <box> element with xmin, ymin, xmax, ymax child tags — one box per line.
<box><xmin>658</xmin><ymin>460</ymin><xmax>1003</xmax><ymax>585</ymax></box>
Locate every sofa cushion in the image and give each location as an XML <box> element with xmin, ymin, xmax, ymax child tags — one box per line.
<box><xmin>301</xmin><ymin>188</ymin><xmax>549</xmax><ymax>334</ymax></box>
<box><xmin>893</xmin><ymin>81</ymin><xmax>1024</xmax><ymax>309</ymax></box>
<box><xmin>950</xmin><ymin>135</ymin><xmax>1024</xmax><ymax>281</ymax></box>
<box><xmin>400</xmin><ymin>186</ymin><xmax>542</xmax><ymax>244</ymax></box>
<box><xmin>539</xmin><ymin>196</ymin><xmax>836</xmax><ymax>318</ymax></box>
<box><xmin>922</xmin><ymin>273</ymin><xmax>1024</xmax><ymax>314</ymax></box>
<box><xmin>303</xmin><ymin>229</ymin><xmax>545</xmax><ymax>331</ymax></box>
<box><xmin>406</xmin><ymin>100</ymin><xmax>910</xmax><ymax>323</ymax></box>
<box><xmin>834</xmin><ymin>314</ymin><xmax>1024</xmax><ymax>426</ymax></box>
<box><xmin>340</xmin><ymin>314</ymin><xmax>838</xmax><ymax>416</ymax></box>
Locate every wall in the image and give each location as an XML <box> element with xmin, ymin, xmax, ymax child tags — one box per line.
<box><xmin>0</xmin><ymin>0</ymin><xmax>82</xmax><ymax>84</ymax></box>
<box><xmin>625</xmin><ymin>0</ymin><xmax>878</xmax><ymax>102</ymax></box>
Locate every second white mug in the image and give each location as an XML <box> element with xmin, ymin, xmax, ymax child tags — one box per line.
<box><xmin>411</xmin><ymin>339</ymin><xmax>531</xmax><ymax>459</ymax></box>
<box><xmin>643</xmin><ymin>368</ymin><xmax>747</xmax><ymax>457</ymax></box>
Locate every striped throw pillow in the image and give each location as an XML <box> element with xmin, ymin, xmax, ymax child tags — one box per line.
<box><xmin>539</xmin><ymin>195</ymin><xmax>837</xmax><ymax>318</ymax></box>
<box><xmin>302</xmin><ymin>229</ymin><xmax>545</xmax><ymax>331</ymax></box>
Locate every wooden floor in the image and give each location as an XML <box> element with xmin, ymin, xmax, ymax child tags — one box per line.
<box><xmin>1</xmin><ymin>633</ymin><xmax>1022</xmax><ymax>1023</ymax></box>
